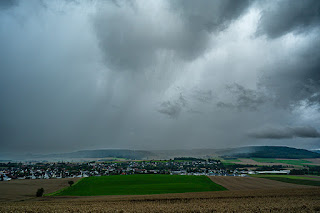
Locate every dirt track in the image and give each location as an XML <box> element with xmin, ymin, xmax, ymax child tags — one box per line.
<box><xmin>0</xmin><ymin>178</ymin><xmax>81</xmax><ymax>201</ymax></box>
<box><xmin>208</xmin><ymin>176</ymin><xmax>317</xmax><ymax>191</ymax></box>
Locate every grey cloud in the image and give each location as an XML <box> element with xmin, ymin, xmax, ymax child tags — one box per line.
<box><xmin>191</xmin><ymin>89</ymin><xmax>213</xmax><ymax>103</ymax></box>
<box><xmin>158</xmin><ymin>94</ymin><xmax>187</xmax><ymax>118</ymax></box>
<box><xmin>261</xmin><ymin>33</ymin><xmax>320</xmax><ymax>109</ymax></box>
<box><xmin>172</xmin><ymin>0</ymin><xmax>252</xmax><ymax>32</ymax></box>
<box><xmin>248</xmin><ymin>126</ymin><xmax>320</xmax><ymax>139</ymax></box>
<box><xmin>2</xmin><ymin>0</ymin><xmax>320</xmax><ymax>154</ymax></box>
<box><xmin>158</xmin><ymin>101</ymin><xmax>182</xmax><ymax>119</ymax></box>
<box><xmin>217</xmin><ymin>84</ymin><xmax>268</xmax><ymax>111</ymax></box>
<box><xmin>257</xmin><ymin>0</ymin><xmax>320</xmax><ymax>38</ymax></box>
<box><xmin>0</xmin><ymin>0</ymin><xmax>18</xmax><ymax>10</ymax></box>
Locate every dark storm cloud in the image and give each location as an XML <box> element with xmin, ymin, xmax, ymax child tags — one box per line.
<box><xmin>260</xmin><ymin>33</ymin><xmax>320</xmax><ymax>109</ymax></box>
<box><xmin>248</xmin><ymin>126</ymin><xmax>320</xmax><ymax>139</ymax></box>
<box><xmin>172</xmin><ymin>0</ymin><xmax>252</xmax><ymax>32</ymax></box>
<box><xmin>2</xmin><ymin>0</ymin><xmax>320</xmax><ymax>154</ymax></box>
<box><xmin>93</xmin><ymin>0</ymin><xmax>252</xmax><ymax>72</ymax></box>
<box><xmin>257</xmin><ymin>0</ymin><xmax>320</xmax><ymax>38</ymax></box>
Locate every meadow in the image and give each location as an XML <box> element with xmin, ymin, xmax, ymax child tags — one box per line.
<box><xmin>52</xmin><ymin>174</ymin><xmax>226</xmax><ymax>196</ymax></box>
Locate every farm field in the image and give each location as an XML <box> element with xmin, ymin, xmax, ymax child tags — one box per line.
<box><xmin>251</xmin><ymin>158</ymin><xmax>313</xmax><ymax>166</ymax></box>
<box><xmin>208</xmin><ymin>176</ymin><xmax>317</xmax><ymax>191</ymax></box>
<box><xmin>251</xmin><ymin>174</ymin><xmax>320</xmax><ymax>180</ymax></box>
<box><xmin>254</xmin><ymin>175</ymin><xmax>320</xmax><ymax>187</ymax></box>
<box><xmin>223</xmin><ymin>158</ymin><xmax>320</xmax><ymax>167</ymax></box>
<box><xmin>52</xmin><ymin>174</ymin><xmax>226</xmax><ymax>196</ymax></box>
<box><xmin>0</xmin><ymin>178</ymin><xmax>81</xmax><ymax>202</ymax></box>
<box><xmin>0</xmin><ymin>188</ymin><xmax>319</xmax><ymax>212</ymax></box>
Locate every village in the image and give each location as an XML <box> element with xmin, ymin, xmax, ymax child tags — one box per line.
<box><xmin>0</xmin><ymin>158</ymin><xmax>291</xmax><ymax>181</ymax></box>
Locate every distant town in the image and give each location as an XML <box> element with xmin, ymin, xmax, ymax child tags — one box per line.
<box><xmin>0</xmin><ymin>157</ymin><xmax>298</xmax><ymax>181</ymax></box>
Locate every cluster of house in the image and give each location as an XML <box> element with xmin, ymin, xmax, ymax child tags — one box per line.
<box><xmin>0</xmin><ymin>160</ymin><xmax>290</xmax><ymax>181</ymax></box>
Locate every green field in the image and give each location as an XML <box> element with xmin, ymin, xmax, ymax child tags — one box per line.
<box><xmin>253</xmin><ymin>175</ymin><xmax>320</xmax><ymax>186</ymax></box>
<box><xmin>251</xmin><ymin>158</ymin><xmax>312</xmax><ymax>166</ymax></box>
<box><xmin>52</xmin><ymin>175</ymin><xmax>226</xmax><ymax>196</ymax></box>
<box><xmin>221</xmin><ymin>158</ymin><xmax>241</xmax><ymax>165</ymax></box>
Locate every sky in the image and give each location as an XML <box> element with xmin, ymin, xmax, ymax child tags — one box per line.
<box><xmin>1</xmin><ymin>0</ymin><xmax>320</xmax><ymax>154</ymax></box>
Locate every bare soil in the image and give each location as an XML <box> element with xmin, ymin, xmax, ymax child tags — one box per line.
<box><xmin>303</xmin><ymin>158</ymin><xmax>320</xmax><ymax>166</ymax></box>
<box><xmin>0</xmin><ymin>178</ymin><xmax>81</xmax><ymax>201</ymax></box>
<box><xmin>0</xmin><ymin>188</ymin><xmax>319</xmax><ymax>212</ymax></box>
<box><xmin>236</xmin><ymin>158</ymin><xmax>292</xmax><ymax>166</ymax></box>
<box><xmin>208</xmin><ymin>176</ymin><xmax>317</xmax><ymax>191</ymax></box>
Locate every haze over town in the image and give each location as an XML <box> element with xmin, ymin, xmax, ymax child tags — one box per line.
<box><xmin>1</xmin><ymin>0</ymin><xmax>320</xmax><ymax>155</ymax></box>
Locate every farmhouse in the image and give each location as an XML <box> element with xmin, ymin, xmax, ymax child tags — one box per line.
<box><xmin>257</xmin><ymin>170</ymin><xmax>290</xmax><ymax>175</ymax></box>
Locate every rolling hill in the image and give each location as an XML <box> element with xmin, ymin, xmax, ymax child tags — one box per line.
<box><xmin>222</xmin><ymin>146</ymin><xmax>320</xmax><ymax>159</ymax></box>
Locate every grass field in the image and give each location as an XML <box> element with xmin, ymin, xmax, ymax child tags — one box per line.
<box><xmin>253</xmin><ymin>174</ymin><xmax>320</xmax><ymax>187</ymax></box>
<box><xmin>52</xmin><ymin>175</ymin><xmax>226</xmax><ymax>196</ymax></box>
<box><xmin>251</xmin><ymin>158</ymin><xmax>313</xmax><ymax>166</ymax></box>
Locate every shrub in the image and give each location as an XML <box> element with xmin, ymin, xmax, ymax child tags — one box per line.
<box><xmin>36</xmin><ymin>188</ymin><xmax>44</xmax><ymax>197</ymax></box>
<box><xmin>68</xmin><ymin>180</ymin><xmax>74</xmax><ymax>186</ymax></box>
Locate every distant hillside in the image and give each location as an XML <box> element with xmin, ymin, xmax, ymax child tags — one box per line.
<box><xmin>42</xmin><ymin>149</ymin><xmax>154</xmax><ymax>160</ymax></box>
<box><xmin>312</xmin><ymin>150</ymin><xmax>320</xmax><ymax>154</ymax></box>
<box><xmin>4</xmin><ymin>146</ymin><xmax>319</xmax><ymax>161</ymax></box>
<box><xmin>223</xmin><ymin>146</ymin><xmax>320</xmax><ymax>159</ymax></box>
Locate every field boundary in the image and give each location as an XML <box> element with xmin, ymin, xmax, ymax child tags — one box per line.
<box><xmin>256</xmin><ymin>176</ymin><xmax>320</xmax><ymax>186</ymax></box>
<box><xmin>45</xmin><ymin>178</ymin><xmax>84</xmax><ymax>196</ymax></box>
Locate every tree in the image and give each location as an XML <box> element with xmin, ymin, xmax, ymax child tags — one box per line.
<box><xmin>68</xmin><ymin>180</ymin><xmax>74</xmax><ymax>187</ymax></box>
<box><xmin>36</xmin><ymin>188</ymin><xmax>44</xmax><ymax>197</ymax></box>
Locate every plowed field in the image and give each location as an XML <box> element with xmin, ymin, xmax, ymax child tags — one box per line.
<box><xmin>208</xmin><ymin>176</ymin><xmax>317</xmax><ymax>191</ymax></box>
<box><xmin>0</xmin><ymin>188</ymin><xmax>319</xmax><ymax>212</ymax></box>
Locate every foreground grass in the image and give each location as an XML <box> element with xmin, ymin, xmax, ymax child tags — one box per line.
<box><xmin>254</xmin><ymin>175</ymin><xmax>320</xmax><ymax>186</ymax></box>
<box><xmin>53</xmin><ymin>175</ymin><xmax>226</xmax><ymax>196</ymax></box>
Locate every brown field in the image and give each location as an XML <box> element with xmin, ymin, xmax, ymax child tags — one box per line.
<box><xmin>232</xmin><ymin>158</ymin><xmax>320</xmax><ymax>167</ymax></box>
<box><xmin>0</xmin><ymin>178</ymin><xmax>81</xmax><ymax>202</ymax></box>
<box><xmin>1</xmin><ymin>188</ymin><xmax>320</xmax><ymax>212</ymax></box>
<box><xmin>0</xmin><ymin>176</ymin><xmax>319</xmax><ymax>212</ymax></box>
<box><xmin>236</xmin><ymin>158</ymin><xmax>292</xmax><ymax>166</ymax></box>
<box><xmin>303</xmin><ymin>158</ymin><xmax>320</xmax><ymax>166</ymax></box>
<box><xmin>208</xmin><ymin>176</ymin><xmax>317</xmax><ymax>191</ymax></box>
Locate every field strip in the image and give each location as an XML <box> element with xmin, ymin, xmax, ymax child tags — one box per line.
<box><xmin>208</xmin><ymin>176</ymin><xmax>317</xmax><ymax>191</ymax></box>
<box><xmin>1</xmin><ymin>188</ymin><xmax>320</xmax><ymax>212</ymax></box>
<box><xmin>45</xmin><ymin>178</ymin><xmax>84</xmax><ymax>196</ymax></box>
<box><xmin>0</xmin><ymin>178</ymin><xmax>82</xmax><ymax>202</ymax></box>
<box><xmin>51</xmin><ymin>175</ymin><xmax>226</xmax><ymax>196</ymax></box>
